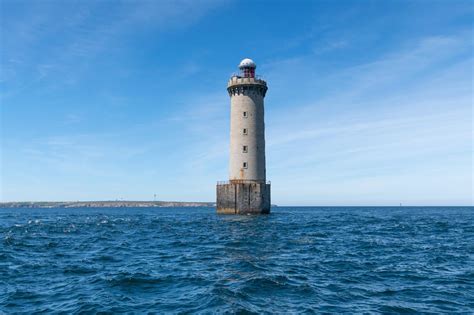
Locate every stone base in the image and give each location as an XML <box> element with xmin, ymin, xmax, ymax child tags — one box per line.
<box><xmin>216</xmin><ymin>182</ymin><xmax>271</xmax><ymax>214</ymax></box>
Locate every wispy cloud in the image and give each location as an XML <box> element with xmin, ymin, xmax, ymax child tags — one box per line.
<box><xmin>0</xmin><ymin>0</ymin><xmax>225</xmax><ymax>99</ymax></box>
<box><xmin>261</xmin><ymin>33</ymin><xmax>472</xmax><ymax>205</ymax></box>
<box><xmin>1</xmin><ymin>2</ymin><xmax>471</xmax><ymax>204</ymax></box>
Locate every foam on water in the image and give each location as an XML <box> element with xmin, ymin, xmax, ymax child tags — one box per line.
<box><xmin>1</xmin><ymin>206</ymin><xmax>473</xmax><ymax>313</ymax></box>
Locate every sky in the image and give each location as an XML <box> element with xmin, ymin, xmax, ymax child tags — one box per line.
<box><xmin>1</xmin><ymin>0</ymin><xmax>472</xmax><ymax>206</ymax></box>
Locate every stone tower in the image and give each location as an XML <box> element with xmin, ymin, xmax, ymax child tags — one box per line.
<box><xmin>216</xmin><ymin>58</ymin><xmax>271</xmax><ymax>214</ymax></box>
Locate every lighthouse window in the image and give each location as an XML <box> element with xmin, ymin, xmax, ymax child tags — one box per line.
<box><xmin>243</xmin><ymin>162</ymin><xmax>248</xmax><ymax>168</ymax></box>
<box><xmin>243</xmin><ymin>111</ymin><xmax>248</xmax><ymax>118</ymax></box>
<box><xmin>242</xmin><ymin>145</ymin><xmax>248</xmax><ymax>153</ymax></box>
<box><xmin>243</xmin><ymin>128</ymin><xmax>248</xmax><ymax>135</ymax></box>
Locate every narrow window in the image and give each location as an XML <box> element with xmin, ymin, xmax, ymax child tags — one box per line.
<box><xmin>243</xmin><ymin>162</ymin><xmax>248</xmax><ymax>169</ymax></box>
<box><xmin>243</xmin><ymin>111</ymin><xmax>248</xmax><ymax>118</ymax></box>
<box><xmin>242</xmin><ymin>145</ymin><xmax>248</xmax><ymax>153</ymax></box>
<box><xmin>243</xmin><ymin>128</ymin><xmax>248</xmax><ymax>135</ymax></box>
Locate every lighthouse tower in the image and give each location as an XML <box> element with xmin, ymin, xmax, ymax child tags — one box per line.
<box><xmin>216</xmin><ymin>58</ymin><xmax>271</xmax><ymax>214</ymax></box>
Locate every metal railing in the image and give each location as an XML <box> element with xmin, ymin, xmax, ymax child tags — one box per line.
<box><xmin>217</xmin><ymin>180</ymin><xmax>271</xmax><ymax>185</ymax></box>
<box><xmin>229</xmin><ymin>73</ymin><xmax>265</xmax><ymax>81</ymax></box>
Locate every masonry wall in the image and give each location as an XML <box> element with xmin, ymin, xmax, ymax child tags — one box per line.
<box><xmin>228</xmin><ymin>77</ymin><xmax>267</xmax><ymax>182</ymax></box>
<box><xmin>216</xmin><ymin>182</ymin><xmax>271</xmax><ymax>214</ymax></box>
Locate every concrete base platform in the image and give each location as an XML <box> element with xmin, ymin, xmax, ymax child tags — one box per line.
<box><xmin>216</xmin><ymin>182</ymin><xmax>271</xmax><ymax>214</ymax></box>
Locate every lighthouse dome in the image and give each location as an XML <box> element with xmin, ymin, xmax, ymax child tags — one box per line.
<box><xmin>239</xmin><ymin>58</ymin><xmax>256</xmax><ymax>69</ymax></box>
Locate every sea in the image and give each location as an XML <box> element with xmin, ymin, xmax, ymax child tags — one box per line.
<box><xmin>1</xmin><ymin>206</ymin><xmax>473</xmax><ymax>313</ymax></box>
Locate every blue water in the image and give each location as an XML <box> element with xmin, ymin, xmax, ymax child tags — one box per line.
<box><xmin>1</xmin><ymin>207</ymin><xmax>473</xmax><ymax>313</ymax></box>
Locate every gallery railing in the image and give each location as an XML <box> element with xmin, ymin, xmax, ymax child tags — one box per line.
<box><xmin>217</xmin><ymin>180</ymin><xmax>271</xmax><ymax>185</ymax></box>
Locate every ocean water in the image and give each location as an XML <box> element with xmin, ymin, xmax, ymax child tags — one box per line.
<box><xmin>1</xmin><ymin>206</ymin><xmax>473</xmax><ymax>313</ymax></box>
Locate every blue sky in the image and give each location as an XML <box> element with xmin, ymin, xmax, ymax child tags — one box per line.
<box><xmin>1</xmin><ymin>0</ymin><xmax>472</xmax><ymax>205</ymax></box>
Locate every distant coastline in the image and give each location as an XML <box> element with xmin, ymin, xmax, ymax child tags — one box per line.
<box><xmin>0</xmin><ymin>201</ymin><xmax>216</xmax><ymax>208</ymax></box>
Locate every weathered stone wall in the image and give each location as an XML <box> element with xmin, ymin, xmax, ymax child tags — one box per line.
<box><xmin>216</xmin><ymin>182</ymin><xmax>270</xmax><ymax>214</ymax></box>
<box><xmin>228</xmin><ymin>77</ymin><xmax>267</xmax><ymax>182</ymax></box>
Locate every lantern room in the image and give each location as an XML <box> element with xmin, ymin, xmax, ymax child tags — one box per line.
<box><xmin>238</xmin><ymin>58</ymin><xmax>256</xmax><ymax>78</ymax></box>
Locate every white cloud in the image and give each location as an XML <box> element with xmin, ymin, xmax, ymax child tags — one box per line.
<box><xmin>262</xmin><ymin>33</ymin><xmax>472</xmax><ymax>205</ymax></box>
<box><xmin>1</xmin><ymin>14</ymin><xmax>472</xmax><ymax>204</ymax></box>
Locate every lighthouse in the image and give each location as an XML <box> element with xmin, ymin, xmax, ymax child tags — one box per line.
<box><xmin>216</xmin><ymin>58</ymin><xmax>271</xmax><ymax>214</ymax></box>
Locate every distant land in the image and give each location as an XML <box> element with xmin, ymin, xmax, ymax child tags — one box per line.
<box><xmin>0</xmin><ymin>201</ymin><xmax>216</xmax><ymax>208</ymax></box>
